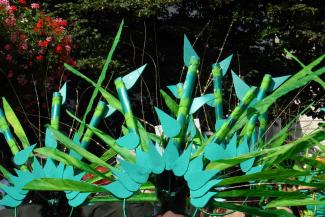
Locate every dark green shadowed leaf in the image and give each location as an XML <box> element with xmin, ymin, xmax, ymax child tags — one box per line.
<box><xmin>266</xmin><ymin>199</ymin><xmax>325</xmax><ymax>208</ymax></box>
<box><xmin>160</xmin><ymin>89</ymin><xmax>179</xmax><ymax>116</ymax></box>
<box><xmin>218</xmin><ymin>189</ymin><xmax>306</xmax><ymax>198</ymax></box>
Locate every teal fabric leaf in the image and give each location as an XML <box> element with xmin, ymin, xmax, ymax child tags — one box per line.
<box><xmin>31</xmin><ymin>157</ymin><xmax>45</xmax><ymax>179</ymax></box>
<box><xmin>215</xmin><ymin>119</ymin><xmax>226</xmax><ymax>132</ymax></box>
<box><xmin>163</xmin><ymin>140</ymin><xmax>179</xmax><ymax>170</ymax></box>
<box><xmin>172</xmin><ymin>145</ymin><xmax>192</xmax><ymax>176</ymax></box>
<box><xmin>66</xmin><ymin>191</ymin><xmax>79</xmax><ymax>200</ymax></box>
<box><xmin>167</xmin><ymin>83</ymin><xmax>183</xmax><ymax>99</ymax></box>
<box><xmin>104</xmin><ymin>105</ymin><xmax>117</xmax><ymax>118</ymax></box>
<box><xmin>204</xmin><ymin>142</ymin><xmax>229</xmax><ymax>161</ymax></box>
<box><xmin>186</xmin><ymin>170</ymin><xmax>219</xmax><ymax>190</ymax></box>
<box><xmin>183</xmin><ymin>34</ymin><xmax>199</xmax><ymax>67</ymax></box>
<box><xmin>237</xmin><ymin>136</ymin><xmax>249</xmax><ymax>156</ymax></box>
<box><xmin>68</xmin><ymin>192</ymin><xmax>91</xmax><ymax>207</ymax></box>
<box><xmin>189</xmin><ymin>94</ymin><xmax>215</xmax><ymax>114</ymax></box>
<box><xmin>13</xmin><ymin>144</ymin><xmax>36</xmax><ymax>165</ymax></box>
<box><xmin>218</xmin><ymin>54</ymin><xmax>233</xmax><ymax>76</ymax></box>
<box><xmin>112</xmin><ymin>169</ymin><xmax>140</xmax><ymax>192</ymax></box>
<box><xmin>119</xmin><ymin>159</ymin><xmax>149</xmax><ymax>184</ymax></box>
<box><xmin>1</xmin><ymin>185</ymin><xmax>25</xmax><ymax>201</ymax></box>
<box><xmin>231</xmin><ymin>70</ymin><xmax>252</xmax><ymax>102</ymax></box>
<box><xmin>190</xmin><ymin>179</ymin><xmax>222</xmax><ymax>198</ymax></box>
<box><xmin>240</xmin><ymin>158</ymin><xmax>255</xmax><ymax>173</ymax></box>
<box><xmin>123</xmin><ymin>64</ymin><xmax>147</xmax><ymax>90</ymax></box>
<box><xmin>155</xmin><ymin>107</ymin><xmax>181</xmax><ymax>138</ymax></box>
<box><xmin>147</xmin><ymin>140</ymin><xmax>165</xmax><ymax>174</ymax></box>
<box><xmin>13</xmin><ymin>169</ymin><xmax>34</xmax><ymax>189</ymax></box>
<box><xmin>226</xmin><ymin>133</ymin><xmax>237</xmax><ymax>158</ymax></box>
<box><xmin>59</xmin><ymin>82</ymin><xmax>67</xmax><ymax>104</ymax></box>
<box><xmin>320</xmin><ymin>108</ymin><xmax>325</xmax><ymax>112</ymax></box>
<box><xmin>246</xmin><ymin>165</ymin><xmax>263</xmax><ymax>175</ymax></box>
<box><xmin>45</xmin><ymin>128</ymin><xmax>58</xmax><ymax>148</ymax></box>
<box><xmin>135</xmin><ymin>148</ymin><xmax>151</xmax><ymax>173</ymax></box>
<box><xmin>191</xmin><ymin>191</ymin><xmax>217</xmax><ymax>208</ymax></box>
<box><xmin>116</xmin><ymin>132</ymin><xmax>140</xmax><ymax>150</ymax></box>
<box><xmin>270</xmin><ymin>75</ymin><xmax>291</xmax><ymax>91</ymax></box>
<box><xmin>44</xmin><ymin>159</ymin><xmax>57</xmax><ymax>178</ymax></box>
<box><xmin>104</xmin><ymin>181</ymin><xmax>133</xmax><ymax>199</ymax></box>
<box><xmin>0</xmin><ymin>195</ymin><xmax>22</xmax><ymax>207</ymax></box>
<box><xmin>69</xmin><ymin>132</ymin><xmax>82</xmax><ymax>159</ymax></box>
<box><xmin>54</xmin><ymin>163</ymin><xmax>65</xmax><ymax>179</ymax></box>
<box><xmin>184</xmin><ymin>155</ymin><xmax>203</xmax><ymax>180</ymax></box>
<box><xmin>187</xmin><ymin>117</ymin><xmax>197</xmax><ymax>138</ymax></box>
<box><xmin>63</xmin><ymin>166</ymin><xmax>74</xmax><ymax>179</ymax></box>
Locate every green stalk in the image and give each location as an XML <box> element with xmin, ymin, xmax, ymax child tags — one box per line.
<box><xmin>212</xmin><ymin>63</ymin><xmax>223</xmax><ymax>121</ymax></box>
<box><xmin>50</xmin><ymin>92</ymin><xmax>62</xmax><ymax>130</ymax></box>
<box><xmin>0</xmin><ymin>108</ymin><xmax>20</xmax><ymax>155</ymax></box>
<box><xmin>174</xmin><ymin>56</ymin><xmax>200</xmax><ymax>149</ymax></box>
<box><xmin>80</xmin><ymin>101</ymin><xmax>108</xmax><ymax>149</ymax></box>
<box><xmin>115</xmin><ymin>78</ymin><xmax>138</xmax><ymax>133</ymax></box>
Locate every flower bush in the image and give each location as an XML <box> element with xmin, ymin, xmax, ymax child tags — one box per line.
<box><xmin>0</xmin><ymin>0</ymin><xmax>75</xmax><ymax>87</ymax></box>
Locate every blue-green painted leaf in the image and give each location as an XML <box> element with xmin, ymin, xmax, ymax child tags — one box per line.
<box><xmin>0</xmin><ymin>195</ymin><xmax>22</xmax><ymax>207</ymax></box>
<box><xmin>190</xmin><ymin>94</ymin><xmax>215</xmax><ymax>114</ymax></box>
<box><xmin>66</xmin><ymin>191</ymin><xmax>79</xmax><ymax>200</ymax></box>
<box><xmin>187</xmin><ymin>170</ymin><xmax>219</xmax><ymax>190</ymax></box>
<box><xmin>112</xmin><ymin>169</ymin><xmax>140</xmax><ymax>192</ymax></box>
<box><xmin>119</xmin><ymin>159</ymin><xmax>149</xmax><ymax>184</ymax></box>
<box><xmin>31</xmin><ymin>157</ymin><xmax>45</xmax><ymax>179</ymax></box>
<box><xmin>147</xmin><ymin>140</ymin><xmax>165</xmax><ymax>174</ymax></box>
<box><xmin>104</xmin><ymin>105</ymin><xmax>117</xmax><ymax>118</ymax></box>
<box><xmin>246</xmin><ymin>165</ymin><xmax>263</xmax><ymax>175</ymax></box>
<box><xmin>241</xmin><ymin>158</ymin><xmax>255</xmax><ymax>173</ymax></box>
<box><xmin>226</xmin><ymin>133</ymin><xmax>237</xmax><ymax>158</ymax></box>
<box><xmin>59</xmin><ymin>82</ymin><xmax>67</xmax><ymax>104</ymax></box>
<box><xmin>68</xmin><ymin>192</ymin><xmax>91</xmax><ymax>207</ymax></box>
<box><xmin>204</xmin><ymin>142</ymin><xmax>229</xmax><ymax>161</ymax></box>
<box><xmin>116</xmin><ymin>132</ymin><xmax>140</xmax><ymax>150</ymax></box>
<box><xmin>63</xmin><ymin>166</ymin><xmax>74</xmax><ymax>179</ymax></box>
<box><xmin>1</xmin><ymin>185</ymin><xmax>26</xmax><ymax>201</ymax></box>
<box><xmin>217</xmin><ymin>54</ymin><xmax>233</xmax><ymax>76</ymax></box>
<box><xmin>13</xmin><ymin>144</ymin><xmax>36</xmax><ymax>165</ymax></box>
<box><xmin>123</xmin><ymin>64</ymin><xmax>147</xmax><ymax>90</ymax></box>
<box><xmin>320</xmin><ymin>108</ymin><xmax>325</xmax><ymax>112</ymax></box>
<box><xmin>69</xmin><ymin>132</ymin><xmax>82</xmax><ymax>159</ymax></box>
<box><xmin>13</xmin><ymin>169</ymin><xmax>34</xmax><ymax>188</ymax></box>
<box><xmin>187</xmin><ymin>117</ymin><xmax>197</xmax><ymax>138</ymax></box>
<box><xmin>231</xmin><ymin>70</ymin><xmax>252</xmax><ymax>102</ymax></box>
<box><xmin>184</xmin><ymin>34</ymin><xmax>198</xmax><ymax>67</ymax></box>
<box><xmin>163</xmin><ymin>140</ymin><xmax>179</xmax><ymax>170</ymax></box>
<box><xmin>104</xmin><ymin>181</ymin><xmax>133</xmax><ymax>199</ymax></box>
<box><xmin>215</xmin><ymin>119</ymin><xmax>226</xmax><ymax>131</ymax></box>
<box><xmin>167</xmin><ymin>83</ymin><xmax>183</xmax><ymax>99</ymax></box>
<box><xmin>135</xmin><ymin>148</ymin><xmax>151</xmax><ymax>173</ymax></box>
<box><xmin>45</xmin><ymin>128</ymin><xmax>57</xmax><ymax>148</ymax></box>
<box><xmin>155</xmin><ymin>107</ymin><xmax>181</xmax><ymax>138</ymax></box>
<box><xmin>172</xmin><ymin>145</ymin><xmax>192</xmax><ymax>176</ymax></box>
<box><xmin>44</xmin><ymin>159</ymin><xmax>57</xmax><ymax>178</ymax></box>
<box><xmin>270</xmin><ymin>75</ymin><xmax>291</xmax><ymax>91</ymax></box>
<box><xmin>190</xmin><ymin>179</ymin><xmax>222</xmax><ymax>198</ymax></box>
<box><xmin>191</xmin><ymin>191</ymin><xmax>217</xmax><ymax>208</ymax></box>
<box><xmin>184</xmin><ymin>155</ymin><xmax>203</xmax><ymax>180</ymax></box>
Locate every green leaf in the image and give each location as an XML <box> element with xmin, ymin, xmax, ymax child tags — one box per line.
<box><xmin>212</xmin><ymin>201</ymin><xmax>295</xmax><ymax>217</ymax></box>
<box><xmin>160</xmin><ymin>89</ymin><xmax>179</xmax><ymax>116</ymax></box>
<box><xmin>90</xmin><ymin>193</ymin><xmax>158</xmax><ymax>203</ymax></box>
<box><xmin>218</xmin><ymin>189</ymin><xmax>306</xmax><ymax>198</ymax></box>
<box><xmin>77</xmin><ymin>20</ymin><xmax>124</xmax><ymax>136</ymax></box>
<box><xmin>47</xmin><ymin>125</ymin><xmax>117</xmax><ymax>170</ymax></box>
<box><xmin>24</xmin><ymin>178</ymin><xmax>107</xmax><ymax>192</ymax></box>
<box><xmin>266</xmin><ymin>199</ymin><xmax>325</xmax><ymax>208</ymax></box>
<box><xmin>217</xmin><ymin>169</ymin><xmax>309</xmax><ymax>186</ymax></box>
<box><xmin>2</xmin><ymin>97</ymin><xmax>30</xmax><ymax>149</ymax></box>
<box><xmin>34</xmin><ymin>147</ymin><xmax>112</xmax><ymax>181</ymax></box>
<box><xmin>0</xmin><ymin>164</ymin><xmax>13</xmax><ymax>182</ymax></box>
<box><xmin>90</xmin><ymin>148</ymin><xmax>117</xmax><ymax>168</ymax></box>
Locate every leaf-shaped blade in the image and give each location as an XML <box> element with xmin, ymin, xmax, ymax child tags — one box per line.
<box><xmin>204</xmin><ymin>143</ymin><xmax>230</xmax><ymax>161</ymax></box>
<box><xmin>184</xmin><ymin>155</ymin><xmax>203</xmax><ymax>180</ymax></box>
<box><xmin>172</xmin><ymin>145</ymin><xmax>192</xmax><ymax>176</ymax></box>
<box><xmin>189</xmin><ymin>94</ymin><xmax>215</xmax><ymax>114</ymax></box>
<box><xmin>0</xmin><ymin>195</ymin><xmax>22</xmax><ymax>207</ymax></box>
<box><xmin>270</xmin><ymin>75</ymin><xmax>291</xmax><ymax>91</ymax></box>
<box><xmin>123</xmin><ymin>64</ymin><xmax>147</xmax><ymax>90</ymax></box>
<box><xmin>155</xmin><ymin>107</ymin><xmax>181</xmax><ymax>138</ymax></box>
<box><xmin>167</xmin><ymin>83</ymin><xmax>183</xmax><ymax>99</ymax></box>
<box><xmin>191</xmin><ymin>191</ymin><xmax>217</xmax><ymax>208</ymax></box>
<box><xmin>163</xmin><ymin>140</ymin><xmax>179</xmax><ymax>170</ymax></box>
<box><xmin>218</xmin><ymin>54</ymin><xmax>233</xmax><ymax>76</ymax></box>
<box><xmin>59</xmin><ymin>82</ymin><xmax>67</xmax><ymax>104</ymax></box>
<box><xmin>45</xmin><ymin>128</ymin><xmax>58</xmax><ymax>148</ymax></box>
<box><xmin>190</xmin><ymin>179</ymin><xmax>222</xmax><ymax>198</ymax></box>
<box><xmin>183</xmin><ymin>34</ymin><xmax>198</xmax><ymax>67</ymax></box>
<box><xmin>119</xmin><ymin>160</ymin><xmax>149</xmax><ymax>184</ymax></box>
<box><xmin>231</xmin><ymin>70</ymin><xmax>256</xmax><ymax>103</ymax></box>
<box><xmin>103</xmin><ymin>181</ymin><xmax>133</xmax><ymax>199</ymax></box>
<box><xmin>13</xmin><ymin>144</ymin><xmax>36</xmax><ymax>165</ymax></box>
<box><xmin>116</xmin><ymin>132</ymin><xmax>140</xmax><ymax>150</ymax></box>
<box><xmin>68</xmin><ymin>192</ymin><xmax>91</xmax><ymax>207</ymax></box>
<box><xmin>1</xmin><ymin>185</ymin><xmax>26</xmax><ymax>201</ymax></box>
<box><xmin>147</xmin><ymin>140</ymin><xmax>165</xmax><ymax>174</ymax></box>
<box><xmin>187</xmin><ymin>170</ymin><xmax>219</xmax><ymax>190</ymax></box>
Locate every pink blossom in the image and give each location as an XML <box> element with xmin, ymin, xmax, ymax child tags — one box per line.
<box><xmin>21</xmin><ymin>43</ymin><xmax>28</xmax><ymax>50</ymax></box>
<box><xmin>0</xmin><ymin>0</ymin><xmax>9</xmax><ymax>6</ymax></box>
<box><xmin>5</xmin><ymin>16</ymin><xmax>16</xmax><ymax>27</ymax></box>
<box><xmin>65</xmin><ymin>45</ymin><xmax>71</xmax><ymax>54</ymax></box>
<box><xmin>4</xmin><ymin>44</ymin><xmax>12</xmax><ymax>51</ymax></box>
<box><xmin>31</xmin><ymin>3</ymin><xmax>40</xmax><ymax>9</ymax></box>
<box><xmin>5</xmin><ymin>54</ymin><xmax>13</xmax><ymax>62</ymax></box>
<box><xmin>10</xmin><ymin>32</ymin><xmax>19</xmax><ymax>42</ymax></box>
<box><xmin>46</xmin><ymin>37</ymin><xmax>52</xmax><ymax>42</ymax></box>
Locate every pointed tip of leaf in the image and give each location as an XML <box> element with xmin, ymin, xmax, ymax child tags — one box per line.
<box><xmin>59</xmin><ymin>82</ymin><xmax>67</xmax><ymax>104</ymax></box>
<box><xmin>218</xmin><ymin>54</ymin><xmax>233</xmax><ymax>76</ymax></box>
<box><xmin>123</xmin><ymin>64</ymin><xmax>147</xmax><ymax>90</ymax></box>
<box><xmin>183</xmin><ymin>34</ymin><xmax>198</xmax><ymax>67</ymax></box>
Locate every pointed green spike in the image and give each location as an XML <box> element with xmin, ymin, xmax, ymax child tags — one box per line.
<box><xmin>191</xmin><ymin>191</ymin><xmax>217</xmax><ymax>208</ymax></box>
<box><xmin>104</xmin><ymin>181</ymin><xmax>134</xmax><ymax>199</ymax></box>
<box><xmin>190</xmin><ymin>179</ymin><xmax>222</xmax><ymax>198</ymax></box>
<box><xmin>217</xmin><ymin>54</ymin><xmax>233</xmax><ymax>76</ymax></box>
<box><xmin>163</xmin><ymin>140</ymin><xmax>179</xmax><ymax>170</ymax></box>
<box><xmin>231</xmin><ymin>70</ymin><xmax>251</xmax><ymax>101</ymax></box>
<box><xmin>59</xmin><ymin>82</ymin><xmax>67</xmax><ymax>104</ymax></box>
<box><xmin>13</xmin><ymin>144</ymin><xmax>36</xmax><ymax>166</ymax></box>
<box><xmin>172</xmin><ymin>145</ymin><xmax>192</xmax><ymax>176</ymax></box>
<box><xmin>116</xmin><ymin>132</ymin><xmax>140</xmax><ymax>150</ymax></box>
<box><xmin>123</xmin><ymin>64</ymin><xmax>147</xmax><ymax>90</ymax></box>
<box><xmin>155</xmin><ymin>107</ymin><xmax>181</xmax><ymax>138</ymax></box>
<box><xmin>183</xmin><ymin>34</ymin><xmax>199</xmax><ymax>67</ymax></box>
<box><xmin>270</xmin><ymin>75</ymin><xmax>291</xmax><ymax>91</ymax></box>
<box><xmin>189</xmin><ymin>94</ymin><xmax>215</xmax><ymax>114</ymax></box>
